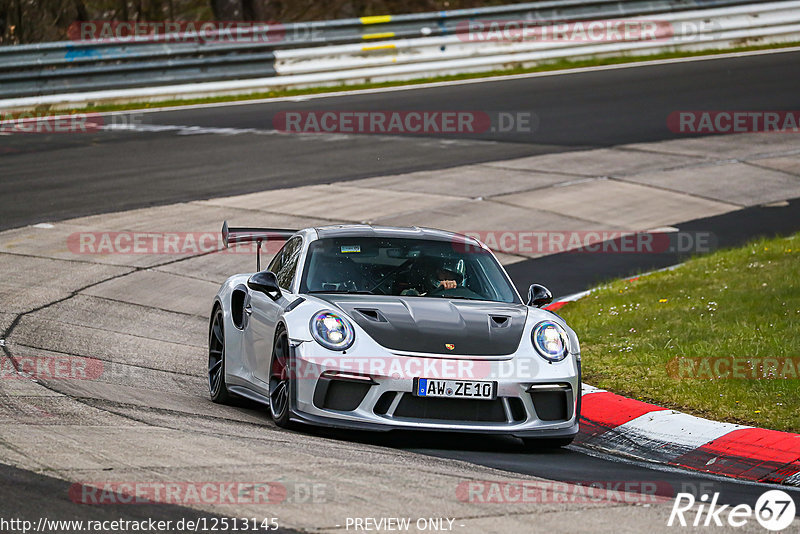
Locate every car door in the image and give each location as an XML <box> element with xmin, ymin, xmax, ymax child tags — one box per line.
<box><xmin>245</xmin><ymin>236</ymin><xmax>303</xmax><ymax>389</ymax></box>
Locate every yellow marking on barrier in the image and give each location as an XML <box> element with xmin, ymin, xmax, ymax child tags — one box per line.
<box><xmin>362</xmin><ymin>43</ymin><xmax>397</xmax><ymax>51</ymax></box>
<box><xmin>362</xmin><ymin>32</ymin><xmax>395</xmax><ymax>40</ymax></box>
<box><xmin>360</xmin><ymin>15</ymin><xmax>392</xmax><ymax>25</ymax></box>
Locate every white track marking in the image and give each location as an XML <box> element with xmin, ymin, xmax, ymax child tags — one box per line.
<box><xmin>617</xmin><ymin>410</ymin><xmax>750</xmax><ymax>457</ymax></box>
<box><xmin>581</xmin><ymin>384</ymin><xmax>607</xmax><ymax>395</ymax></box>
<box><xmin>553</xmin><ymin>289</ymin><xmax>593</xmax><ymax>303</ymax></box>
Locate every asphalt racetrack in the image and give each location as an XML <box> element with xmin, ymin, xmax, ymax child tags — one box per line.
<box><xmin>2</xmin><ymin>49</ymin><xmax>800</xmax><ymax>230</ymax></box>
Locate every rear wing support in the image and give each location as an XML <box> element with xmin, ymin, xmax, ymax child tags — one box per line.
<box><xmin>221</xmin><ymin>221</ymin><xmax>297</xmax><ymax>271</ymax></box>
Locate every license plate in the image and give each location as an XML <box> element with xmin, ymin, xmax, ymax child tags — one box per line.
<box><xmin>414</xmin><ymin>378</ymin><xmax>496</xmax><ymax>400</ymax></box>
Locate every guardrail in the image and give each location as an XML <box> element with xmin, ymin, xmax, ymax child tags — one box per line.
<box><xmin>0</xmin><ymin>0</ymin><xmax>797</xmax><ymax>108</ymax></box>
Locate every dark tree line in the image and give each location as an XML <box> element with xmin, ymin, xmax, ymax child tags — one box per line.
<box><xmin>0</xmin><ymin>0</ymin><xmax>213</xmax><ymax>43</ymax></box>
<box><xmin>1</xmin><ymin>0</ymin><xmax>514</xmax><ymax>44</ymax></box>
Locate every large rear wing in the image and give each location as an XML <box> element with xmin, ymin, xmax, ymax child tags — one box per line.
<box><xmin>221</xmin><ymin>221</ymin><xmax>297</xmax><ymax>271</ymax></box>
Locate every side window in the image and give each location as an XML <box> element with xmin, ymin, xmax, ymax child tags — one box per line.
<box><xmin>267</xmin><ymin>246</ymin><xmax>284</xmax><ymax>275</ymax></box>
<box><xmin>274</xmin><ymin>237</ymin><xmax>303</xmax><ymax>290</ymax></box>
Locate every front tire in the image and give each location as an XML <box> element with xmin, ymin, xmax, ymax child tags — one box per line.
<box><xmin>208</xmin><ymin>306</ymin><xmax>231</xmax><ymax>404</ymax></box>
<box><xmin>269</xmin><ymin>326</ymin><xmax>295</xmax><ymax>429</ymax></box>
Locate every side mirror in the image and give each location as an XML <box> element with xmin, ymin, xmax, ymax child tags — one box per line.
<box><xmin>248</xmin><ymin>271</ymin><xmax>282</xmax><ymax>301</ymax></box>
<box><xmin>527</xmin><ymin>284</ymin><xmax>553</xmax><ymax>308</ymax></box>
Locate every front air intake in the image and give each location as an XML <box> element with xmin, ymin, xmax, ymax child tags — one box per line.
<box><xmin>531</xmin><ymin>390</ymin><xmax>569</xmax><ymax>421</ymax></box>
<box><xmin>393</xmin><ymin>394</ymin><xmax>506</xmax><ymax>422</ymax></box>
<box><xmin>313</xmin><ymin>378</ymin><xmax>372</xmax><ymax>412</ymax></box>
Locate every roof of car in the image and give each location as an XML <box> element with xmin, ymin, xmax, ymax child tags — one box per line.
<box><xmin>312</xmin><ymin>224</ymin><xmax>480</xmax><ymax>245</ymax></box>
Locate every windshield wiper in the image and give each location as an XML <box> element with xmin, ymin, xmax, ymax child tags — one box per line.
<box><xmin>429</xmin><ymin>295</ymin><xmax>484</xmax><ymax>301</ymax></box>
<box><xmin>307</xmin><ymin>290</ymin><xmax>375</xmax><ymax>295</ymax></box>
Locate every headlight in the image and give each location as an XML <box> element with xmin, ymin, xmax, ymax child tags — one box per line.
<box><xmin>532</xmin><ymin>321</ymin><xmax>568</xmax><ymax>362</ymax></box>
<box><xmin>310</xmin><ymin>311</ymin><xmax>355</xmax><ymax>351</ymax></box>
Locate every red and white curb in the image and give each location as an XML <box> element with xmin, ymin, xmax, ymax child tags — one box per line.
<box><xmin>577</xmin><ymin>387</ymin><xmax>800</xmax><ymax>486</ymax></box>
<box><xmin>542</xmin><ymin>289</ymin><xmax>592</xmax><ymax>312</ymax></box>
<box><xmin>544</xmin><ymin>290</ymin><xmax>800</xmax><ymax>487</ymax></box>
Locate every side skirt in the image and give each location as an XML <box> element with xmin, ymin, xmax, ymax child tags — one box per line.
<box><xmin>227</xmin><ymin>385</ymin><xmax>271</xmax><ymax>407</ymax></box>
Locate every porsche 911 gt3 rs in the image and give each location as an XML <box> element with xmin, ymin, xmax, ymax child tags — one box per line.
<box><xmin>209</xmin><ymin>222</ymin><xmax>581</xmax><ymax>448</ymax></box>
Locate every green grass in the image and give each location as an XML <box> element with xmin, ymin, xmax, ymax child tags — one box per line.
<box><xmin>31</xmin><ymin>40</ymin><xmax>800</xmax><ymax>115</ymax></box>
<box><xmin>559</xmin><ymin>232</ymin><xmax>800</xmax><ymax>432</ymax></box>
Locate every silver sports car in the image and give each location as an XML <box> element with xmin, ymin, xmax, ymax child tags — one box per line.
<box><xmin>209</xmin><ymin>222</ymin><xmax>581</xmax><ymax>448</ymax></box>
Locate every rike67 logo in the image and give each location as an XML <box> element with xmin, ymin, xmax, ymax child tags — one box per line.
<box><xmin>668</xmin><ymin>490</ymin><xmax>796</xmax><ymax>531</ymax></box>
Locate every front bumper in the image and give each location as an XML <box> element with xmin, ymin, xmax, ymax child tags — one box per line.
<box><xmin>289</xmin><ymin>340</ymin><xmax>581</xmax><ymax>437</ymax></box>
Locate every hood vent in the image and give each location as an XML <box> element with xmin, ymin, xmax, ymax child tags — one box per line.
<box><xmin>356</xmin><ymin>308</ymin><xmax>388</xmax><ymax>322</ymax></box>
<box><xmin>490</xmin><ymin>315</ymin><xmax>511</xmax><ymax>328</ymax></box>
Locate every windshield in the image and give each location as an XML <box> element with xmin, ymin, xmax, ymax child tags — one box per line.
<box><xmin>300</xmin><ymin>237</ymin><xmax>519</xmax><ymax>303</ymax></box>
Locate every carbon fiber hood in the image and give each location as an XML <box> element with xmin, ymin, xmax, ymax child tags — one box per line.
<box><xmin>313</xmin><ymin>295</ymin><xmax>528</xmax><ymax>356</ymax></box>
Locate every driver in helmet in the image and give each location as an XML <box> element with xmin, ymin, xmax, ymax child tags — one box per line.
<box><xmin>400</xmin><ymin>257</ymin><xmax>461</xmax><ymax>296</ymax></box>
<box><xmin>433</xmin><ymin>268</ymin><xmax>459</xmax><ymax>290</ymax></box>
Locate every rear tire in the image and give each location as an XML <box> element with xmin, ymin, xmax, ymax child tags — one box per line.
<box><xmin>208</xmin><ymin>306</ymin><xmax>231</xmax><ymax>404</ymax></box>
<box><xmin>521</xmin><ymin>436</ymin><xmax>574</xmax><ymax>451</ymax></box>
<box><xmin>269</xmin><ymin>326</ymin><xmax>296</xmax><ymax>429</ymax></box>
